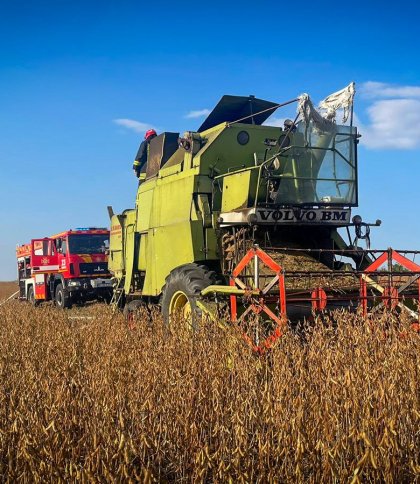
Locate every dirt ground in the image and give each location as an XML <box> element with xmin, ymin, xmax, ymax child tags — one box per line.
<box><xmin>0</xmin><ymin>281</ymin><xmax>18</xmax><ymax>301</ymax></box>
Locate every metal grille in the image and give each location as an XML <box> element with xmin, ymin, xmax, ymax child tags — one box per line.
<box><xmin>79</xmin><ymin>262</ymin><xmax>109</xmax><ymax>275</ymax></box>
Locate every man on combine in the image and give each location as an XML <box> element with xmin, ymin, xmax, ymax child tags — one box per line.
<box><xmin>133</xmin><ymin>129</ymin><xmax>157</xmax><ymax>177</ymax></box>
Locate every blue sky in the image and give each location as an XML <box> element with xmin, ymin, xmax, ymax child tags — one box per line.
<box><xmin>1</xmin><ymin>0</ymin><xmax>420</xmax><ymax>280</ymax></box>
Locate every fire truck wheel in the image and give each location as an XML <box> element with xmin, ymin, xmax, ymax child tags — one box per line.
<box><xmin>55</xmin><ymin>283</ymin><xmax>72</xmax><ymax>309</ymax></box>
<box><xmin>27</xmin><ymin>286</ymin><xmax>39</xmax><ymax>306</ymax></box>
<box><xmin>160</xmin><ymin>264</ymin><xmax>219</xmax><ymax>329</ymax></box>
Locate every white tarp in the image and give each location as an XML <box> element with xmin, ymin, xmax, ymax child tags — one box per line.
<box><xmin>297</xmin><ymin>94</ymin><xmax>334</xmax><ymax>132</ymax></box>
<box><xmin>297</xmin><ymin>82</ymin><xmax>356</xmax><ymax>130</ymax></box>
<box><xmin>318</xmin><ymin>82</ymin><xmax>355</xmax><ymax>123</ymax></box>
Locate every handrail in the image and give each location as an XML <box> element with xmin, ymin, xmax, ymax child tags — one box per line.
<box><xmin>213</xmin><ymin>139</ymin><xmax>356</xmax><ymax>182</ymax></box>
<box><xmin>213</xmin><ymin>134</ymin><xmax>357</xmax><ymax>208</ymax></box>
<box><xmin>213</xmin><ymin>145</ymin><xmax>292</xmax><ymax>182</ymax></box>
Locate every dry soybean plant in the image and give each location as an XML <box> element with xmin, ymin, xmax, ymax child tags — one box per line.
<box><xmin>0</xmin><ymin>301</ymin><xmax>419</xmax><ymax>482</ymax></box>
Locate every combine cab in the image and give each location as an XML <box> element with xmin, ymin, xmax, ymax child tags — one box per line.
<box><xmin>109</xmin><ymin>85</ymin><xmax>420</xmax><ymax>349</ymax></box>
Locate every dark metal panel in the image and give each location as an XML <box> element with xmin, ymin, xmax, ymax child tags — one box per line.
<box><xmin>146</xmin><ymin>132</ymin><xmax>180</xmax><ymax>179</ymax></box>
<box><xmin>197</xmin><ymin>95</ymin><xmax>278</xmax><ymax>132</ymax></box>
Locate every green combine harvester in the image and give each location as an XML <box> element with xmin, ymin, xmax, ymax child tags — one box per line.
<box><xmin>108</xmin><ymin>86</ymin><xmax>420</xmax><ymax>351</ymax></box>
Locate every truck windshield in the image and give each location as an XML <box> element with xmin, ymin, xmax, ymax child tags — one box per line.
<box><xmin>68</xmin><ymin>234</ymin><xmax>109</xmax><ymax>255</ymax></box>
<box><xmin>272</xmin><ymin>121</ymin><xmax>357</xmax><ymax>206</ymax></box>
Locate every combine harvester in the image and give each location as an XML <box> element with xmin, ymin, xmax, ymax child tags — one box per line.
<box><xmin>108</xmin><ymin>83</ymin><xmax>420</xmax><ymax>351</ymax></box>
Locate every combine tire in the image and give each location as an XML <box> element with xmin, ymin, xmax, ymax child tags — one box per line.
<box><xmin>55</xmin><ymin>283</ymin><xmax>72</xmax><ymax>309</ymax></box>
<box><xmin>27</xmin><ymin>286</ymin><xmax>39</xmax><ymax>306</ymax></box>
<box><xmin>161</xmin><ymin>264</ymin><xmax>219</xmax><ymax>328</ymax></box>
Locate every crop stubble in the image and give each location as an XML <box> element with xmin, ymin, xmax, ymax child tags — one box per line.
<box><xmin>0</xmin><ymin>302</ymin><xmax>419</xmax><ymax>482</ymax></box>
<box><xmin>0</xmin><ymin>282</ymin><xmax>18</xmax><ymax>301</ymax></box>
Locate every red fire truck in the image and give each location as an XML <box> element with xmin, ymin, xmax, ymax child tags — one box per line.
<box><xmin>16</xmin><ymin>228</ymin><xmax>112</xmax><ymax>308</ymax></box>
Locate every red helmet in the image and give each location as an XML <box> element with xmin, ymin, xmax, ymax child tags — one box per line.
<box><xmin>145</xmin><ymin>129</ymin><xmax>157</xmax><ymax>140</ymax></box>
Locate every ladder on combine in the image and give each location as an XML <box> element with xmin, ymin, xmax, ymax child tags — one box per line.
<box><xmin>110</xmin><ymin>278</ymin><xmax>125</xmax><ymax>309</ymax></box>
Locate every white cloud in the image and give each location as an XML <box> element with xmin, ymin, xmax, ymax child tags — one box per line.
<box><xmin>359</xmin><ymin>99</ymin><xmax>420</xmax><ymax>149</ymax></box>
<box><xmin>113</xmin><ymin>118</ymin><xmax>156</xmax><ymax>133</ymax></box>
<box><xmin>354</xmin><ymin>82</ymin><xmax>420</xmax><ymax>149</ymax></box>
<box><xmin>184</xmin><ymin>109</ymin><xmax>211</xmax><ymax>119</ymax></box>
<box><xmin>360</xmin><ymin>81</ymin><xmax>420</xmax><ymax>99</ymax></box>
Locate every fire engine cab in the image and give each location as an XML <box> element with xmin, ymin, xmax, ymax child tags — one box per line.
<box><xmin>16</xmin><ymin>228</ymin><xmax>112</xmax><ymax>308</ymax></box>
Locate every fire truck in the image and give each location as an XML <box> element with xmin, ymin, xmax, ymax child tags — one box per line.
<box><xmin>16</xmin><ymin>228</ymin><xmax>113</xmax><ymax>308</ymax></box>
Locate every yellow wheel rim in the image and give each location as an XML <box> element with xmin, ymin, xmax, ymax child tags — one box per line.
<box><xmin>169</xmin><ymin>291</ymin><xmax>193</xmax><ymax>326</ymax></box>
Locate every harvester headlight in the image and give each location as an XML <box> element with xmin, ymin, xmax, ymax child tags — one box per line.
<box><xmin>352</xmin><ymin>215</ymin><xmax>363</xmax><ymax>225</ymax></box>
<box><xmin>68</xmin><ymin>280</ymin><xmax>81</xmax><ymax>287</ymax></box>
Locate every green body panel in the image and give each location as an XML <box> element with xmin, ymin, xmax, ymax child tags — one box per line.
<box><xmin>115</xmin><ymin>164</ymin><xmax>216</xmax><ymax>296</ymax></box>
<box><xmin>205</xmin><ymin>228</ymin><xmax>218</xmax><ymax>259</ymax></box>
<box><xmin>109</xmin><ymin>209</ymin><xmax>137</xmax><ymax>289</ymax></box>
<box><xmin>143</xmin><ymin>221</ymin><xmax>204</xmax><ymax>296</ymax></box>
<box><xmin>123</xmin><ymin>221</ymin><xmax>137</xmax><ymax>294</ymax></box>
<box><xmin>108</xmin><ymin>214</ymin><xmax>124</xmax><ymax>277</ymax></box>
<box><xmin>221</xmin><ymin>169</ymin><xmax>259</xmax><ymax>212</ymax></box>
<box><xmin>136</xmin><ymin>185</ymin><xmax>154</xmax><ymax>232</ymax></box>
<box><xmin>138</xmin><ymin>234</ymin><xmax>147</xmax><ymax>271</ymax></box>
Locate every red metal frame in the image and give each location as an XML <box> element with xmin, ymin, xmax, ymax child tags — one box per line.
<box><xmin>230</xmin><ymin>247</ymin><xmax>420</xmax><ymax>352</ymax></box>
<box><xmin>311</xmin><ymin>288</ymin><xmax>327</xmax><ymax>311</ymax></box>
<box><xmin>230</xmin><ymin>247</ymin><xmax>287</xmax><ymax>352</ymax></box>
<box><xmin>360</xmin><ymin>249</ymin><xmax>420</xmax><ymax>318</ymax></box>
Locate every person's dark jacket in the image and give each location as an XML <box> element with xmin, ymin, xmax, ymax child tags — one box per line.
<box><xmin>133</xmin><ymin>134</ymin><xmax>157</xmax><ymax>177</ymax></box>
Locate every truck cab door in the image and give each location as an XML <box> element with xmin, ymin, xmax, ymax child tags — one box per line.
<box><xmin>30</xmin><ymin>238</ymin><xmax>59</xmax><ymax>273</ymax></box>
<box><xmin>30</xmin><ymin>238</ymin><xmax>59</xmax><ymax>301</ymax></box>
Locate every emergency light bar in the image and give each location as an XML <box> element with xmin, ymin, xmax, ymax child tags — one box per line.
<box><xmin>74</xmin><ymin>227</ymin><xmax>107</xmax><ymax>231</ymax></box>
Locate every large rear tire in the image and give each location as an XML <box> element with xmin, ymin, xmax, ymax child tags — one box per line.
<box><xmin>55</xmin><ymin>283</ymin><xmax>72</xmax><ymax>309</ymax></box>
<box><xmin>161</xmin><ymin>264</ymin><xmax>219</xmax><ymax>329</ymax></box>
